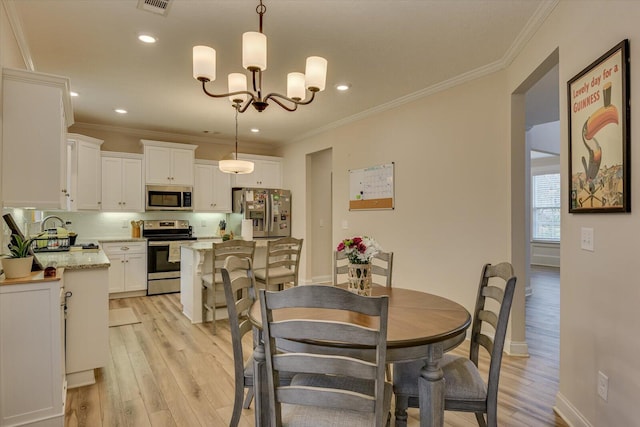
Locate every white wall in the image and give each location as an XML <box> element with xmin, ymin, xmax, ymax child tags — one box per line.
<box><xmin>508</xmin><ymin>1</ymin><xmax>640</xmax><ymax>425</ymax></box>
<box><xmin>282</xmin><ymin>70</ymin><xmax>511</xmax><ymax>329</ymax></box>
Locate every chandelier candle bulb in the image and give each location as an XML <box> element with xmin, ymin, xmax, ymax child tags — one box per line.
<box><xmin>242</xmin><ymin>31</ymin><xmax>267</xmax><ymax>71</ymax></box>
<box><xmin>193</xmin><ymin>46</ymin><xmax>216</xmax><ymax>81</ymax></box>
<box><xmin>287</xmin><ymin>72</ymin><xmax>306</xmax><ymax>101</ymax></box>
<box><xmin>305</xmin><ymin>56</ymin><xmax>328</xmax><ymax>91</ymax></box>
<box><xmin>228</xmin><ymin>73</ymin><xmax>248</xmax><ymax>103</ymax></box>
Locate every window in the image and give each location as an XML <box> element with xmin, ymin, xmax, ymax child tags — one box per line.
<box><xmin>532</xmin><ymin>173</ymin><xmax>560</xmax><ymax>241</ymax></box>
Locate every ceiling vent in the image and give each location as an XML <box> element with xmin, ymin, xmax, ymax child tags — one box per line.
<box><xmin>137</xmin><ymin>0</ymin><xmax>172</xmax><ymax>16</ymax></box>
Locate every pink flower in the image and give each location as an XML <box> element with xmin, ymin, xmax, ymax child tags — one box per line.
<box><xmin>353</xmin><ymin>237</ymin><xmax>363</xmax><ymax>245</ymax></box>
<box><xmin>357</xmin><ymin>242</ymin><xmax>367</xmax><ymax>253</ymax></box>
<box><xmin>336</xmin><ymin>242</ymin><xmax>345</xmax><ymax>251</ymax></box>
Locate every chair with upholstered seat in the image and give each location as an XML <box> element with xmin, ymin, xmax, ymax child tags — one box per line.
<box><xmin>259</xmin><ymin>284</ymin><xmax>391</xmax><ymax>427</ymax></box>
<box><xmin>392</xmin><ymin>262</ymin><xmax>517</xmax><ymax>427</ymax></box>
<box><xmin>202</xmin><ymin>239</ymin><xmax>256</xmax><ymax>334</ymax></box>
<box><xmin>334</xmin><ymin>250</ymin><xmax>393</xmax><ymax>287</ymax></box>
<box><xmin>254</xmin><ymin>237</ymin><xmax>303</xmax><ymax>291</ymax></box>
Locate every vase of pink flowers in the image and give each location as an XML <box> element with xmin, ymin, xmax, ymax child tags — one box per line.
<box><xmin>336</xmin><ymin>236</ymin><xmax>381</xmax><ymax>296</ymax></box>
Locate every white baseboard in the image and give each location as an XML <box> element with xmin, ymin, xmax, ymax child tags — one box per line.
<box><xmin>504</xmin><ymin>339</ymin><xmax>529</xmax><ymax>357</ymax></box>
<box><xmin>554</xmin><ymin>392</ymin><xmax>592</xmax><ymax>427</ymax></box>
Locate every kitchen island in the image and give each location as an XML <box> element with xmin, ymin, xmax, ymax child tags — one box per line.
<box><xmin>36</xmin><ymin>249</ymin><xmax>110</xmax><ymax>389</ymax></box>
<box><xmin>180</xmin><ymin>239</ymin><xmax>268</xmax><ymax>324</ymax></box>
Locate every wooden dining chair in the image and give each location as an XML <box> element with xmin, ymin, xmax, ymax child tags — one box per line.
<box><xmin>259</xmin><ymin>285</ymin><xmax>392</xmax><ymax>427</ymax></box>
<box><xmin>221</xmin><ymin>256</ymin><xmax>257</xmax><ymax>427</ymax></box>
<box><xmin>254</xmin><ymin>237</ymin><xmax>303</xmax><ymax>291</ymax></box>
<box><xmin>334</xmin><ymin>250</ymin><xmax>394</xmax><ymax>287</ymax></box>
<box><xmin>202</xmin><ymin>239</ymin><xmax>256</xmax><ymax>334</ymax></box>
<box><xmin>392</xmin><ymin>262</ymin><xmax>517</xmax><ymax>427</ymax></box>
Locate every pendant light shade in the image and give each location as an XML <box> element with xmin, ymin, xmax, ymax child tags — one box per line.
<box><xmin>242</xmin><ymin>31</ymin><xmax>267</xmax><ymax>71</ymax></box>
<box><xmin>287</xmin><ymin>72</ymin><xmax>306</xmax><ymax>101</ymax></box>
<box><xmin>219</xmin><ymin>159</ymin><xmax>255</xmax><ymax>174</ymax></box>
<box><xmin>228</xmin><ymin>73</ymin><xmax>248</xmax><ymax>103</ymax></box>
<box><xmin>305</xmin><ymin>56</ymin><xmax>328</xmax><ymax>91</ymax></box>
<box><xmin>193</xmin><ymin>46</ymin><xmax>216</xmax><ymax>82</ymax></box>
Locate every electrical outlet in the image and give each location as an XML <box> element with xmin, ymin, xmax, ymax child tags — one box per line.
<box><xmin>341</xmin><ymin>220</ymin><xmax>348</xmax><ymax>229</ymax></box>
<box><xmin>581</xmin><ymin>227</ymin><xmax>594</xmax><ymax>251</ymax></box>
<box><xmin>598</xmin><ymin>371</ymin><xmax>608</xmax><ymax>401</ymax></box>
<box><xmin>121</xmin><ymin>220</ymin><xmax>128</xmax><ymax>229</ymax></box>
<box><xmin>201</xmin><ymin>221</ymin><xmax>206</xmax><ymax>227</ymax></box>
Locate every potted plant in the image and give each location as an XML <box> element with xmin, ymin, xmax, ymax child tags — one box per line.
<box><xmin>1</xmin><ymin>234</ymin><xmax>36</xmax><ymax>279</ymax></box>
<box><xmin>336</xmin><ymin>236</ymin><xmax>381</xmax><ymax>295</ymax></box>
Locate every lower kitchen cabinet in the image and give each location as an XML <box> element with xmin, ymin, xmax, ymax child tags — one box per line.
<box><xmin>0</xmin><ymin>274</ymin><xmax>65</xmax><ymax>427</ymax></box>
<box><xmin>64</xmin><ymin>267</ymin><xmax>109</xmax><ymax>388</ymax></box>
<box><xmin>103</xmin><ymin>241</ymin><xmax>147</xmax><ymax>295</ymax></box>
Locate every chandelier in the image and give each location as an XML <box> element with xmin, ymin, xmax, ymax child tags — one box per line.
<box><xmin>192</xmin><ymin>0</ymin><xmax>328</xmax><ymax>113</ymax></box>
<box><xmin>218</xmin><ymin>106</ymin><xmax>254</xmax><ymax>174</ymax></box>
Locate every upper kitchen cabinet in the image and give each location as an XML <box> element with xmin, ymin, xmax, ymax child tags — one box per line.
<box><xmin>101</xmin><ymin>152</ymin><xmax>144</xmax><ymax>212</ymax></box>
<box><xmin>232</xmin><ymin>154</ymin><xmax>283</xmax><ymax>189</ymax></box>
<box><xmin>2</xmin><ymin>68</ymin><xmax>74</xmax><ymax>209</ymax></box>
<box><xmin>194</xmin><ymin>160</ymin><xmax>232</xmax><ymax>212</ymax></box>
<box><xmin>66</xmin><ymin>133</ymin><xmax>104</xmax><ymax>211</ymax></box>
<box><xmin>141</xmin><ymin>140</ymin><xmax>197</xmax><ymax>186</ymax></box>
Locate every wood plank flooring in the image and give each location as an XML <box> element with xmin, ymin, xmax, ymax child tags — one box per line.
<box><xmin>65</xmin><ymin>267</ymin><xmax>567</xmax><ymax>426</ymax></box>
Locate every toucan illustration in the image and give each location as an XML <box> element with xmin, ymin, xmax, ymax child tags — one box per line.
<box><xmin>579</xmin><ymin>85</ymin><xmax>618</xmax><ymax>206</ymax></box>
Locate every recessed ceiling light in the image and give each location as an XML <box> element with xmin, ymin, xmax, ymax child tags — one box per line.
<box><xmin>70</xmin><ymin>91</ymin><xmax>79</xmax><ymax>97</ymax></box>
<box><xmin>250</xmin><ymin>128</ymin><xmax>260</xmax><ymax>133</ymax></box>
<box><xmin>335</xmin><ymin>83</ymin><xmax>351</xmax><ymax>91</ymax></box>
<box><xmin>138</xmin><ymin>34</ymin><xmax>157</xmax><ymax>44</ymax></box>
<box><xmin>114</xmin><ymin>108</ymin><xmax>128</xmax><ymax>114</ymax></box>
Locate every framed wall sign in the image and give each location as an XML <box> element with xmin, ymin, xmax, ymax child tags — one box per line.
<box><xmin>568</xmin><ymin>39</ymin><xmax>630</xmax><ymax>213</ymax></box>
<box><xmin>349</xmin><ymin>163</ymin><xmax>394</xmax><ymax>210</ymax></box>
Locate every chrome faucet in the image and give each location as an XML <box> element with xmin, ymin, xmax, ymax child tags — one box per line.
<box><xmin>41</xmin><ymin>215</ymin><xmax>66</xmax><ymax>231</ymax></box>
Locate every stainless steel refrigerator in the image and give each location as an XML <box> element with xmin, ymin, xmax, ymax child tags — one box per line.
<box><xmin>232</xmin><ymin>188</ymin><xmax>291</xmax><ymax>238</ymax></box>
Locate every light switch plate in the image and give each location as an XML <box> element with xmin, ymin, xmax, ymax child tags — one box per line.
<box><xmin>581</xmin><ymin>227</ymin><xmax>594</xmax><ymax>251</ymax></box>
<box><xmin>341</xmin><ymin>220</ymin><xmax>348</xmax><ymax>229</ymax></box>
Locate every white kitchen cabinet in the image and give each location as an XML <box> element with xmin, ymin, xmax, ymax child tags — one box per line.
<box><xmin>141</xmin><ymin>140</ymin><xmax>198</xmax><ymax>186</ymax></box>
<box><xmin>63</xmin><ymin>267</ymin><xmax>109</xmax><ymax>389</ymax></box>
<box><xmin>101</xmin><ymin>153</ymin><xmax>144</xmax><ymax>212</ymax></box>
<box><xmin>103</xmin><ymin>242</ymin><xmax>147</xmax><ymax>295</ymax></box>
<box><xmin>194</xmin><ymin>160</ymin><xmax>232</xmax><ymax>212</ymax></box>
<box><xmin>0</xmin><ymin>275</ymin><xmax>65</xmax><ymax>427</ymax></box>
<box><xmin>232</xmin><ymin>154</ymin><xmax>283</xmax><ymax>188</ymax></box>
<box><xmin>2</xmin><ymin>68</ymin><xmax>74</xmax><ymax>210</ymax></box>
<box><xmin>67</xmin><ymin>133</ymin><xmax>104</xmax><ymax>211</ymax></box>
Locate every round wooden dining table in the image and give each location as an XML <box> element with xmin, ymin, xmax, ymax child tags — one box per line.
<box><xmin>249</xmin><ymin>284</ymin><xmax>472</xmax><ymax>427</ymax></box>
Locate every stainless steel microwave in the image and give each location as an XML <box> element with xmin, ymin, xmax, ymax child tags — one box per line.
<box><xmin>145</xmin><ymin>185</ymin><xmax>193</xmax><ymax>211</ymax></box>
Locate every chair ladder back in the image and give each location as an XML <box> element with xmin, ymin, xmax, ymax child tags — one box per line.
<box><xmin>334</xmin><ymin>250</ymin><xmax>349</xmax><ymax>285</ymax></box>
<box><xmin>259</xmin><ymin>285</ymin><xmax>389</xmax><ymax>427</ymax></box>
<box><xmin>371</xmin><ymin>251</ymin><xmax>394</xmax><ymax>287</ymax></box>
<box><xmin>264</xmin><ymin>237</ymin><xmax>303</xmax><ymax>287</ymax></box>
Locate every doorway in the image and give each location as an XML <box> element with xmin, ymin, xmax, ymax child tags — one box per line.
<box><xmin>306</xmin><ymin>148</ymin><xmax>333</xmax><ymax>283</ymax></box>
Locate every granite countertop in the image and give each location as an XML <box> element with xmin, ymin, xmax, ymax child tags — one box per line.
<box><xmin>36</xmin><ymin>250</ymin><xmax>110</xmax><ymax>270</ymax></box>
<box><xmin>0</xmin><ymin>269</ymin><xmax>64</xmax><ymax>286</ymax></box>
<box><xmin>182</xmin><ymin>238</ymin><xmax>268</xmax><ymax>251</ymax></box>
<box><xmin>97</xmin><ymin>238</ymin><xmax>147</xmax><ymax>243</ymax></box>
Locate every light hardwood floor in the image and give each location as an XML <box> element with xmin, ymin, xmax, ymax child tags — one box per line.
<box><xmin>65</xmin><ymin>267</ymin><xmax>567</xmax><ymax>426</ymax></box>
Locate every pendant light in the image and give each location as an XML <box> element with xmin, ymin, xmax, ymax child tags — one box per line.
<box><xmin>219</xmin><ymin>106</ymin><xmax>254</xmax><ymax>174</ymax></box>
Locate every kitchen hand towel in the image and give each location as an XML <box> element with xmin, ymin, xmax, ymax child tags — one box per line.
<box><xmin>168</xmin><ymin>242</ymin><xmax>181</xmax><ymax>263</ymax></box>
<box><xmin>241</xmin><ymin>219</ymin><xmax>253</xmax><ymax>241</ymax></box>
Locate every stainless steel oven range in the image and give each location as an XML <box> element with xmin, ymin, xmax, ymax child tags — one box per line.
<box><xmin>143</xmin><ymin>220</ymin><xmax>196</xmax><ymax>296</ymax></box>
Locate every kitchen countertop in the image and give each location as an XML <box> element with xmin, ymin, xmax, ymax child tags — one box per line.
<box><xmin>0</xmin><ymin>268</ymin><xmax>64</xmax><ymax>286</ymax></box>
<box><xmin>36</xmin><ymin>249</ymin><xmax>110</xmax><ymax>270</ymax></box>
<box><xmin>97</xmin><ymin>238</ymin><xmax>147</xmax><ymax>243</ymax></box>
<box><xmin>181</xmin><ymin>239</ymin><xmax>268</xmax><ymax>251</ymax></box>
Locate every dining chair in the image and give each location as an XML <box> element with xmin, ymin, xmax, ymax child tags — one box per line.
<box><xmin>222</xmin><ymin>255</ymin><xmax>295</xmax><ymax>427</ymax></box>
<box><xmin>253</xmin><ymin>237</ymin><xmax>303</xmax><ymax>291</ymax></box>
<box><xmin>202</xmin><ymin>239</ymin><xmax>256</xmax><ymax>334</ymax></box>
<box><xmin>221</xmin><ymin>256</ymin><xmax>257</xmax><ymax>427</ymax></box>
<box><xmin>392</xmin><ymin>262</ymin><xmax>517</xmax><ymax>427</ymax></box>
<box><xmin>334</xmin><ymin>250</ymin><xmax>394</xmax><ymax>287</ymax></box>
<box><xmin>259</xmin><ymin>285</ymin><xmax>392</xmax><ymax>427</ymax></box>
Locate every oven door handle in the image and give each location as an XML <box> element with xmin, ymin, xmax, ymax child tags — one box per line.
<box><xmin>148</xmin><ymin>241</ymin><xmax>171</xmax><ymax>247</ymax></box>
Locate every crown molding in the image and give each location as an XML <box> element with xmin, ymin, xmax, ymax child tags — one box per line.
<box><xmin>287</xmin><ymin>0</ymin><xmax>560</xmax><ymax>145</ymax></box>
<box><xmin>2</xmin><ymin>0</ymin><xmax>34</xmax><ymax>71</ymax></box>
<box><xmin>72</xmin><ymin>121</ymin><xmax>268</xmax><ymax>152</ymax></box>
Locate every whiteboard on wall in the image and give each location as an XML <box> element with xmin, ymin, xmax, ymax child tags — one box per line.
<box><xmin>349</xmin><ymin>162</ymin><xmax>395</xmax><ymax>210</ymax></box>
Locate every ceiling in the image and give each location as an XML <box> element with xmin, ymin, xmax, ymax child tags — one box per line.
<box><xmin>8</xmin><ymin>0</ymin><xmax>557</xmax><ymax>148</ymax></box>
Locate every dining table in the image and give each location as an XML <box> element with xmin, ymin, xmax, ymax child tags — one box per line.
<box><xmin>248</xmin><ymin>284</ymin><xmax>472</xmax><ymax>427</ymax></box>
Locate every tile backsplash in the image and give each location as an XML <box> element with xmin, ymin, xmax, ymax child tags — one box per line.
<box><xmin>3</xmin><ymin>208</ymin><xmax>228</xmax><ymax>243</ymax></box>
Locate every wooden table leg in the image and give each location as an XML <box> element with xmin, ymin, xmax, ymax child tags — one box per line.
<box><xmin>419</xmin><ymin>344</ymin><xmax>444</xmax><ymax>427</ymax></box>
<box><xmin>253</xmin><ymin>334</ymin><xmax>270</xmax><ymax>427</ymax></box>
